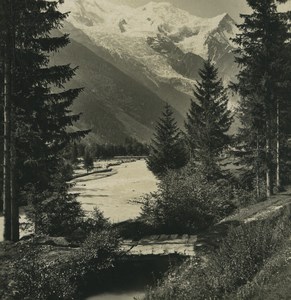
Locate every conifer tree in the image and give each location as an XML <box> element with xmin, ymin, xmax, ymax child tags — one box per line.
<box><xmin>185</xmin><ymin>60</ymin><xmax>232</xmax><ymax>179</ymax></box>
<box><xmin>1</xmin><ymin>0</ymin><xmax>89</xmax><ymax>240</ymax></box>
<box><xmin>83</xmin><ymin>149</ymin><xmax>94</xmax><ymax>173</ymax></box>
<box><xmin>232</xmin><ymin>0</ymin><xmax>291</xmax><ymax>196</ymax></box>
<box><xmin>147</xmin><ymin>104</ymin><xmax>188</xmax><ymax>177</ymax></box>
<box><xmin>69</xmin><ymin>142</ymin><xmax>79</xmax><ymax>165</ymax></box>
<box><xmin>16</xmin><ymin>0</ymin><xmax>89</xmax><ymax>233</ymax></box>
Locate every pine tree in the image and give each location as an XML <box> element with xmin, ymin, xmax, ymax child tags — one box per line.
<box><xmin>1</xmin><ymin>0</ymin><xmax>89</xmax><ymax>240</ymax></box>
<box><xmin>83</xmin><ymin>149</ymin><xmax>94</xmax><ymax>173</ymax></box>
<box><xmin>185</xmin><ymin>59</ymin><xmax>232</xmax><ymax>179</ymax></box>
<box><xmin>16</xmin><ymin>0</ymin><xmax>89</xmax><ymax>233</ymax></box>
<box><xmin>147</xmin><ymin>104</ymin><xmax>188</xmax><ymax>177</ymax></box>
<box><xmin>232</xmin><ymin>0</ymin><xmax>291</xmax><ymax>196</ymax></box>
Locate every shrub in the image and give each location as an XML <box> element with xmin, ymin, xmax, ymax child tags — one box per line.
<box><xmin>8</xmin><ymin>229</ymin><xmax>121</xmax><ymax>300</ymax></box>
<box><xmin>209</xmin><ymin>216</ymin><xmax>290</xmax><ymax>295</ymax></box>
<box><xmin>231</xmin><ymin>186</ymin><xmax>258</xmax><ymax>207</ymax></box>
<box><xmin>145</xmin><ymin>213</ymin><xmax>291</xmax><ymax>300</ymax></box>
<box><xmin>30</xmin><ymin>189</ymin><xmax>85</xmax><ymax>237</ymax></box>
<box><xmin>141</xmin><ymin>164</ymin><xmax>235</xmax><ymax>233</ymax></box>
<box><xmin>79</xmin><ymin>229</ymin><xmax>121</xmax><ymax>271</ymax></box>
<box><xmin>83</xmin><ymin>207</ymin><xmax>111</xmax><ymax>232</ymax></box>
<box><xmin>8</xmin><ymin>244</ymin><xmax>79</xmax><ymax>300</ymax></box>
<box><xmin>68</xmin><ymin>207</ymin><xmax>112</xmax><ymax>243</ymax></box>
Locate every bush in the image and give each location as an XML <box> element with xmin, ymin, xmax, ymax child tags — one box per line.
<box><xmin>83</xmin><ymin>207</ymin><xmax>111</xmax><ymax>232</ymax></box>
<box><xmin>67</xmin><ymin>207</ymin><xmax>112</xmax><ymax>243</ymax></box>
<box><xmin>8</xmin><ymin>228</ymin><xmax>121</xmax><ymax>300</ymax></box>
<box><xmin>140</xmin><ymin>164</ymin><xmax>235</xmax><ymax>233</ymax></box>
<box><xmin>145</xmin><ymin>213</ymin><xmax>291</xmax><ymax>300</ymax></box>
<box><xmin>29</xmin><ymin>189</ymin><xmax>85</xmax><ymax>237</ymax></box>
<box><xmin>8</xmin><ymin>244</ymin><xmax>79</xmax><ymax>300</ymax></box>
<box><xmin>209</xmin><ymin>216</ymin><xmax>290</xmax><ymax>295</ymax></box>
<box><xmin>79</xmin><ymin>229</ymin><xmax>121</xmax><ymax>270</ymax></box>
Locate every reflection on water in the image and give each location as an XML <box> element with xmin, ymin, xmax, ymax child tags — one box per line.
<box><xmin>86</xmin><ymin>291</ymin><xmax>144</xmax><ymax>300</ymax></box>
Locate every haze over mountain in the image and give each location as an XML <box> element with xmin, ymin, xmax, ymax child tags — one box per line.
<box><xmin>57</xmin><ymin>0</ymin><xmax>240</xmax><ymax>142</ymax></box>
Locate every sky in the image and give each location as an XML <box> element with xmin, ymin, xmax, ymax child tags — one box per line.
<box><xmin>110</xmin><ymin>0</ymin><xmax>291</xmax><ymax>22</ymax></box>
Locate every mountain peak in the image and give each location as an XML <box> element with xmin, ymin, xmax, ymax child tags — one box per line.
<box><xmin>143</xmin><ymin>1</ymin><xmax>173</xmax><ymax>8</ymax></box>
<box><xmin>61</xmin><ymin>0</ymin><xmax>237</xmax><ymax>59</ymax></box>
<box><xmin>219</xmin><ymin>13</ymin><xmax>236</xmax><ymax>24</ymax></box>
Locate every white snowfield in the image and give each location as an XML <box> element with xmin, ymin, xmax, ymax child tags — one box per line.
<box><xmin>60</xmin><ymin>0</ymin><xmax>238</xmax><ymax>97</ymax></box>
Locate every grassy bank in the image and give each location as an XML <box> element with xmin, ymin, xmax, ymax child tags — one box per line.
<box><xmin>144</xmin><ymin>210</ymin><xmax>291</xmax><ymax>300</ymax></box>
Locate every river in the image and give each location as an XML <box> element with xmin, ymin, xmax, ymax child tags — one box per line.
<box><xmin>0</xmin><ymin>160</ymin><xmax>158</xmax><ymax>240</ymax></box>
<box><xmin>86</xmin><ymin>291</ymin><xmax>144</xmax><ymax>300</ymax></box>
<box><xmin>71</xmin><ymin>159</ymin><xmax>158</xmax><ymax>222</ymax></box>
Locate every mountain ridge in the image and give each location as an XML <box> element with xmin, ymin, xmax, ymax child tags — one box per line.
<box><xmin>58</xmin><ymin>0</ymin><xmax>239</xmax><ymax>141</ymax></box>
<box><xmin>51</xmin><ymin>32</ymin><xmax>183</xmax><ymax>143</ymax></box>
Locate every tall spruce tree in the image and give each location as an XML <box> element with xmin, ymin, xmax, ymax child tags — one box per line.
<box><xmin>18</xmin><ymin>0</ymin><xmax>89</xmax><ymax>234</ymax></box>
<box><xmin>1</xmin><ymin>0</ymin><xmax>89</xmax><ymax>240</ymax></box>
<box><xmin>0</xmin><ymin>0</ymin><xmax>16</xmax><ymax>240</ymax></box>
<box><xmin>232</xmin><ymin>0</ymin><xmax>291</xmax><ymax>197</ymax></box>
<box><xmin>147</xmin><ymin>104</ymin><xmax>188</xmax><ymax>177</ymax></box>
<box><xmin>185</xmin><ymin>60</ymin><xmax>232</xmax><ymax>179</ymax></box>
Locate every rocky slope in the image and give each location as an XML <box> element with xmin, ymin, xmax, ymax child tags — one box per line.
<box><xmin>51</xmin><ymin>35</ymin><xmax>183</xmax><ymax>143</ymax></box>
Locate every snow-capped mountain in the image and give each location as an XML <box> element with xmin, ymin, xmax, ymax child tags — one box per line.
<box><xmin>59</xmin><ymin>0</ymin><xmax>238</xmax><ymax>127</ymax></box>
<box><xmin>61</xmin><ymin>0</ymin><xmax>236</xmax><ymax>57</ymax></box>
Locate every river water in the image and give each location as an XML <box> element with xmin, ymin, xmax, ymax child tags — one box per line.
<box><xmin>86</xmin><ymin>291</ymin><xmax>144</xmax><ymax>300</ymax></box>
<box><xmin>71</xmin><ymin>160</ymin><xmax>158</xmax><ymax>223</ymax></box>
<box><xmin>83</xmin><ymin>256</ymin><xmax>184</xmax><ymax>300</ymax></box>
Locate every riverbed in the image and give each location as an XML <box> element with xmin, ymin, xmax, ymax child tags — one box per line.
<box><xmin>0</xmin><ymin>160</ymin><xmax>158</xmax><ymax>241</ymax></box>
<box><xmin>71</xmin><ymin>159</ymin><xmax>158</xmax><ymax>222</ymax></box>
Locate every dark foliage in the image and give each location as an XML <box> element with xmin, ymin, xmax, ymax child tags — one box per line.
<box><xmin>147</xmin><ymin>104</ymin><xmax>188</xmax><ymax>177</ymax></box>
<box><xmin>83</xmin><ymin>149</ymin><xmax>94</xmax><ymax>173</ymax></box>
<box><xmin>141</xmin><ymin>163</ymin><xmax>235</xmax><ymax>233</ymax></box>
<box><xmin>8</xmin><ymin>229</ymin><xmax>121</xmax><ymax>300</ymax></box>
<box><xmin>232</xmin><ymin>0</ymin><xmax>291</xmax><ymax>195</ymax></box>
<box><xmin>0</xmin><ymin>0</ymin><xmax>89</xmax><ymax>235</ymax></box>
<box><xmin>185</xmin><ymin>59</ymin><xmax>232</xmax><ymax>179</ymax></box>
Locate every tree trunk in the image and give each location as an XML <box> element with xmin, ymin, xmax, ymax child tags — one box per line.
<box><xmin>3</xmin><ymin>0</ymin><xmax>18</xmax><ymax>241</ymax></box>
<box><xmin>9</xmin><ymin>0</ymin><xmax>18</xmax><ymax>241</ymax></box>
<box><xmin>3</xmin><ymin>51</ymin><xmax>12</xmax><ymax>241</ymax></box>
<box><xmin>266</xmin><ymin>121</ymin><xmax>272</xmax><ymax>198</ymax></box>
<box><xmin>255</xmin><ymin>135</ymin><xmax>260</xmax><ymax>199</ymax></box>
<box><xmin>276</xmin><ymin>98</ymin><xmax>281</xmax><ymax>192</ymax></box>
<box><xmin>10</xmin><ymin>113</ymin><xmax>18</xmax><ymax>241</ymax></box>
